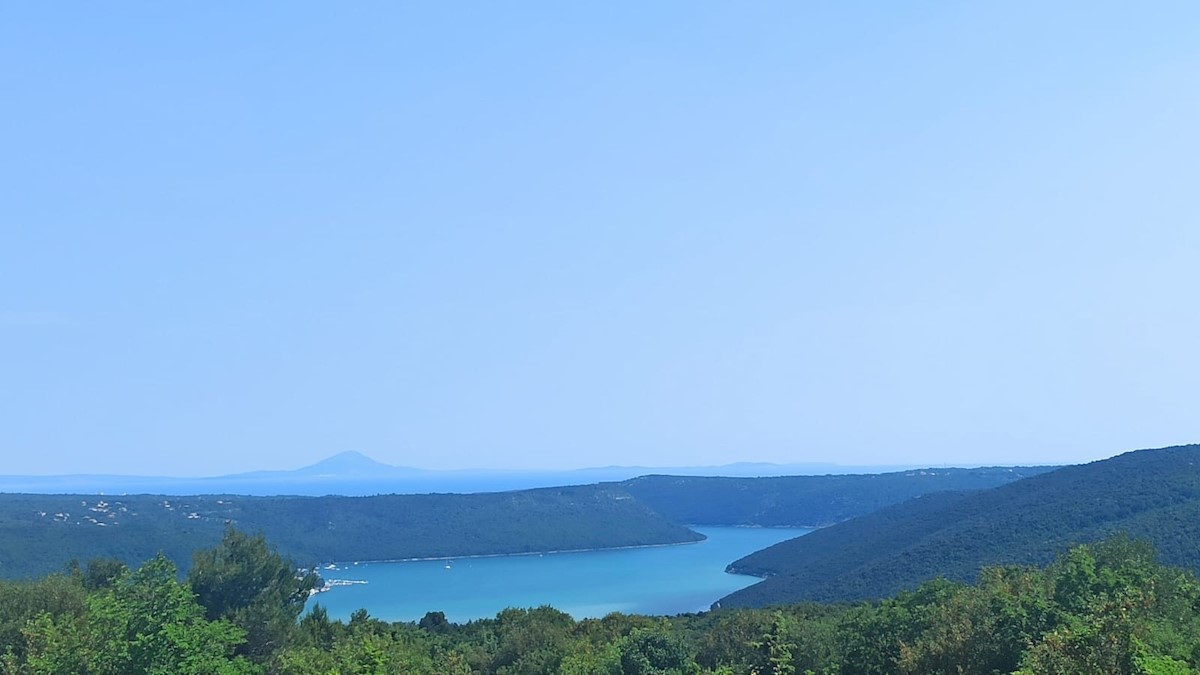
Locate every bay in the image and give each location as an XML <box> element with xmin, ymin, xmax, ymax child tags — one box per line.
<box><xmin>309</xmin><ymin>526</ymin><xmax>812</xmax><ymax>622</ymax></box>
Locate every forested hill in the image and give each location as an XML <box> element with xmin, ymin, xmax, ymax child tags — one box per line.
<box><xmin>618</xmin><ymin>466</ymin><xmax>1055</xmax><ymax>526</ymax></box>
<box><xmin>0</xmin><ymin>485</ymin><xmax>702</xmax><ymax>579</ymax></box>
<box><xmin>718</xmin><ymin>443</ymin><xmax>1200</xmax><ymax>608</ymax></box>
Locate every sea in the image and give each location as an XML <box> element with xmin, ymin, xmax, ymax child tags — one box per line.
<box><xmin>307</xmin><ymin>526</ymin><xmax>812</xmax><ymax>623</ymax></box>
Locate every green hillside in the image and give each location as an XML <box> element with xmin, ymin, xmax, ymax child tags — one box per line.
<box><xmin>619</xmin><ymin>466</ymin><xmax>1054</xmax><ymax>526</ymax></box>
<box><xmin>718</xmin><ymin>444</ymin><xmax>1200</xmax><ymax>608</ymax></box>
<box><xmin>0</xmin><ymin>485</ymin><xmax>703</xmax><ymax>579</ymax></box>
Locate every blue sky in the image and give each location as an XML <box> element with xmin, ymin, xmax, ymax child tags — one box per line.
<box><xmin>3</xmin><ymin>2</ymin><xmax>1199</xmax><ymax>476</ymax></box>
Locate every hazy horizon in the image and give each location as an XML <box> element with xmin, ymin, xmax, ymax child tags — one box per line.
<box><xmin>0</xmin><ymin>446</ymin><xmax>1096</xmax><ymax>481</ymax></box>
<box><xmin>4</xmin><ymin>3</ymin><xmax>1198</xmax><ymax>476</ymax></box>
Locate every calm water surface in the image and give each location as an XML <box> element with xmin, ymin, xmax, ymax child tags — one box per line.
<box><xmin>309</xmin><ymin>526</ymin><xmax>811</xmax><ymax>622</ymax></box>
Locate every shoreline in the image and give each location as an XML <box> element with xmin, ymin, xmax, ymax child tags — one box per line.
<box><xmin>685</xmin><ymin>523</ymin><xmax>822</xmax><ymax>530</ymax></box>
<box><xmin>321</xmin><ymin>536</ymin><xmax>707</xmax><ymax>568</ymax></box>
<box><xmin>315</xmin><ymin>525</ymin><xmax>816</xmax><ymax>570</ymax></box>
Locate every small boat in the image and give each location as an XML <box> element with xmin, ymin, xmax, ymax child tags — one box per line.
<box><xmin>445</xmin><ymin>561</ymin><xmax>453</xmax><ymax>569</ymax></box>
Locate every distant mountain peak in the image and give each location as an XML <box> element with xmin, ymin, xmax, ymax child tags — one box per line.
<box><xmin>297</xmin><ymin>451</ymin><xmax>397</xmax><ymax>475</ymax></box>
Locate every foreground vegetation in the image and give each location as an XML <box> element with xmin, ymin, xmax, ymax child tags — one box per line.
<box><xmin>1</xmin><ymin>529</ymin><xmax>1198</xmax><ymax>674</ymax></box>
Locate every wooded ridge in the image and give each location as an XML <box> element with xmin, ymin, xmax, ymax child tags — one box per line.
<box><xmin>719</xmin><ymin>444</ymin><xmax>1200</xmax><ymax>608</ymax></box>
<box><xmin>0</xmin><ymin>485</ymin><xmax>702</xmax><ymax>579</ymax></box>
<box><xmin>618</xmin><ymin>465</ymin><xmax>1054</xmax><ymax>527</ymax></box>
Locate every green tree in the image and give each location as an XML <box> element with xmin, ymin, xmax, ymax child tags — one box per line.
<box><xmin>750</xmin><ymin>611</ymin><xmax>797</xmax><ymax>675</ymax></box>
<box><xmin>0</xmin><ymin>574</ymin><xmax>86</xmax><ymax>664</ymax></box>
<box><xmin>296</xmin><ymin>604</ymin><xmax>336</xmax><ymax>651</ymax></box>
<box><xmin>618</xmin><ymin>626</ymin><xmax>698</xmax><ymax>675</ymax></box>
<box><xmin>188</xmin><ymin>526</ymin><xmax>318</xmax><ymax>664</ymax></box>
<box><xmin>22</xmin><ymin>554</ymin><xmax>257</xmax><ymax>675</ymax></box>
<box><xmin>559</xmin><ymin>640</ymin><xmax>621</xmax><ymax>675</ymax></box>
<box><xmin>81</xmin><ymin>558</ymin><xmax>128</xmax><ymax>592</ymax></box>
<box><xmin>491</xmin><ymin>606</ymin><xmax>576</xmax><ymax>675</ymax></box>
<box><xmin>1016</xmin><ymin>538</ymin><xmax>1200</xmax><ymax>675</ymax></box>
<box><xmin>694</xmin><ymin>609</ymin><xmax>771</xmax><ymax>673</ymax></box>
<box><xmin>417</xmin><ymin>610</ymin><xmax>450</xmax><ymax>633</ymax></box>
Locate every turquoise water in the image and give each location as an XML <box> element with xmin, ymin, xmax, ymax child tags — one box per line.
<box><xmin>308</xmin><ymin>526</ymin><xmax>811</xmax><ymax>622</ymax></box>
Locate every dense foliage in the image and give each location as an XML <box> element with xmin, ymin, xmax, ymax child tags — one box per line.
<box><xmin>1</xmin><ymin>533</ymin><xmax>1198</xmax><ymax>674</ymax></box>
<box><xmin>620</xmin><ymin>466</ymin><xmax>1055</xmax><ymax>527</ymax></box>
<box><xmin>0</xmin><ymin>485</ymin><xmax>702</xmax><ymax>579</ymax></box>
<box><xmin>721</xmin><ymin>444</ymin><xmax>1200</xmax><ymax>607</ymax></box>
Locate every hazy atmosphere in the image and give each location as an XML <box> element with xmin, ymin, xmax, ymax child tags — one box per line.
<box><xmin>3</xmin><ymin>2</ymin><xmax>1198</xmax><ymax>476</ymax></box>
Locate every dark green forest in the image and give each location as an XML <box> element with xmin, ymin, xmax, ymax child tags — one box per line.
<box><xmin>721</xmin><ymin>444</ymin><xmax>1200</xmax><ymax>608</ymax></box>
<box><xmin>619</xmin><ymin>466</ymin><xmax>1054</xmax><ymax>527</ymax></box>
<box><xmin>1</xmin><ymin>530</ymin><xmax>1197</xmax><ymax>674</ymax></box>
<box><xmin>0</xmin><ymin>485</ymin><xmax>701</xmax><ymax>579</ymax></box>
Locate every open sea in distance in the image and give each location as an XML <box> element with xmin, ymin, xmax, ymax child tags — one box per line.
<box><xmin>308</xmin><ymin>526</ymin><xmax>813</xmax><ymax>622</ymax></box>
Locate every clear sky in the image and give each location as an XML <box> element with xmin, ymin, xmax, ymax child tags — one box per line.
<box><xmin>3</xmin><ymin>2</ymin><xmax>1199</xmax><ymax>476</ymax></box>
